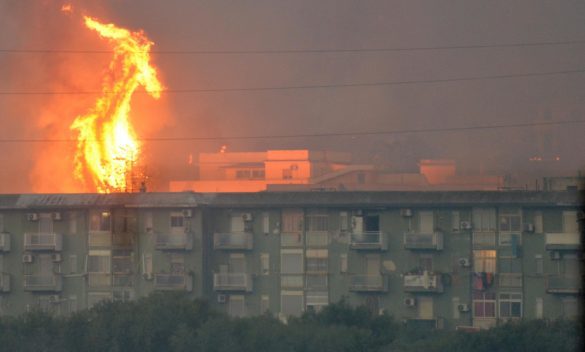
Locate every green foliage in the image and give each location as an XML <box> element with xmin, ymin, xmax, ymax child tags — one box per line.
<box><xmin>0</xmin><ymin>295</ymin><xmax>581</xmax><ymax>352</ymax></box>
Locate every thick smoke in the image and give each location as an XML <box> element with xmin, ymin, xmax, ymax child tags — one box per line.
<box><xmin>1</xmin><ymin>1</ymin><xmax>584</xmax><ymax>193</ymax></box>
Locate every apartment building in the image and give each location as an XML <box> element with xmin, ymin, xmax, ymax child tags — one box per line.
<box><xmin>0</xmin><ymin>191</ymin><xmax>582</xmax><ymax>330</ymax></box>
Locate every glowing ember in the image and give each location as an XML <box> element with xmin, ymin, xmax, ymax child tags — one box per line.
<box><xmin>70</xmin><ymin>16</ymin><xmax>162</xmax><ymax>193</ymax></box>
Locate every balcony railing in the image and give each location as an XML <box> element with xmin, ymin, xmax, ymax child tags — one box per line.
<box><xmin>0</xmin><ymin>233</ymin><xmax>10</xmax><ymax>252</ymax></box>
<box><xmin>24</xmin><ymin>233</ymin><xmax>62</xmax><ymax>251</ymax></box>
<box><xmin>545</xmin><ymin>233</ymin><xmax>581</xmax><ymax>251</ymax></box>
<box><xmin>498</xmin><ymin>273</ymin><xmax>523</xmax><ymax>288</ymax></box>
<box><xmin>404</xmin><ymin>232</ymin><xmax>444</xmax><ymax>250</ymax></box>
<box><xmin>213</xmin><ymin>273</ymin><xmax>253</xmax><ymax>292</ymax></box>
<box><xmin>281</xmin><ymin>232</ymin><xmax>304</xmax><ymax>247</ymax></box>
<box><xmin>23</xmin><ymin>274</ymin><xmax>62</xmax><ymax>292</ymax></box>
<box><xmin>88</xmin><ymin>273</ymin><xmax>112</xmax><ymax>288</ymax></box>
<box><xmin>472</xmin><ymin>231</ymin><xmax>496</xmax><ymax>248</ymax></box>
<box><xmin>306</xmin><ymin>231</ymin><xmax>329</xmax><ymax>247</ymax></box>
<box><xmin>154</xmin><ymin>273</ymin><xmax>193</xmax><ymax>291</ymax></box>
<box><xmin>88</xmin><ymin>231</ymin><xmax>112</xmax><ymax>248</ymax></box>
<box><xmin>403</xmin><ymin>272</ymin><xmax>444</xmax><ymax>293</ymax></box>
<box><xmin>0</xmin><ymin>273</ymin><xmax>10</xmax><ymax>292</ymax></box>
<box><xmin>349</xmin><ymin>274</ymin><xmax>388</xmax><ymax>292</ymax></box>
<box><xmin>349</xmin><ymin>232</ymin><xmax>388</xmax><ymax>250</ymax></box>
<box><xmin>156</xmin><ymin>233</ymin><xmax>193</xmax><ymax>250</ymax></box>
<box><xmin>546</xmin><ymin>275</ymin><xmax>582</xmax><ymax>294</ymax></box>
<box><xmin>213</xmin><ymin>232</ymin><xmax>253</xmax><ymax>250</ymax></box>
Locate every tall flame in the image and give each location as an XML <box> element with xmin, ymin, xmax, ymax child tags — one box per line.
<box><xmin>70</xmin><ymin>16</ymin><xmax>162</xmax><ymax>193</ymax></box>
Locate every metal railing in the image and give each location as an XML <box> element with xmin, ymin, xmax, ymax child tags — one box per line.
<box><xmin>281</xmin><ymin>232</ymin><xmax>304</xmax><ymax>247</ymax></box>
<box><xmin>24</xmin><ymin>233</ymin><xmax>62</xmax><ymax>251</ymax></box>
<box><xmin>213</xmin><ymin>232</ymin><xmax>253</xmax><ymax>250</ymax></box>
<box><xmin>349</xmin><ymin>274</ymin><xmax>388</xmax><ymax>292</ymax></box>
<box><xmin>545</xmin><ymin>233</ymin><xmax>581</xmax><ymax>250</ymax></box>
<box><xmin>306</xmin><ymin>231</ymin><xmax>329</xmax><ymax>247</ymax></box>
<box><xmin>213</xmin><ymin>273</ymin><xmax>253</xmax><ymax>292</ymax></box>
<box><xmin>546</xmin><ymin>275</ymin><xmax>581</xmax><ymax>294</ymax></box>
<box><xmin>404</xmin><ymin>232</ymin><xmax>443</xmax><ymax>250</ymax></box>
<box><xmin>0</xmin><ymin>233</ymin><xmax>10</xmax><ymax>252</ymax></box>
<box><xmin>349</xmin><ymin>232</ymin><xmax>387</xmax><ymax>250</ymax></box>
<box><xmin>403</xmin><ymin>272</ymin><xmax>444</xmax><ymax>293</ymax></box>
<box><xmin>23</xmin><ymin>274</ymin><xmax>62</xmax><ymax>291</ymax></box>
<box><xmin>88</xmin><ymin>232</ymin><xmax>112</xmax><ymax>247</ymax></box>
<box><xmin>154</xmin><ymin>273</ymin><xmax>193</xmax><ymax>291</ymax></box>
<box><xmin>156</xmin><ymin>233</ymin><xmax>192</xmax><ymax>250</ymax></box>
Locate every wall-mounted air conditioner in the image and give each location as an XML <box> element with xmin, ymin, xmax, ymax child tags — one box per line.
<box><xmin>458</xmin><ymin>258</ymin><xmax>471</xmax><ymax>267</ymax></box>
<box><xmin>27</xmin><ymin>213</ymin><xmax>39</xmax><ymax>222</ymax></box>
<box><xmin>523</xmin><ymin>223</ymin><xmax>535</xmax><ymax>233</ymax></box>
<box><xmin>401</xmin><ymin>209</ymin><xmax>412</xmax><ymax>217</ymax></box>
<box><xmin>182</xmin><ymin>209</ymin><xmax>193</xmax><ymax>218</ymax></box>
<box><xmin>22</xmin><ymin>254</ymin><xmax>33</xmax><ymax>263</ymax></box>
<box><xmin>404</xmin><ymin>298</ymin><xmax>416</xmax><ymax>307</ymax></box>
<box><xmin>550</xmin><ymin>251</ymin><xmax>562</xmax><ymax>260</ymax></box>
<box><xmin>217</xmin><ymin>294</ymin><xmax>227</xmax><ymax>303</ymax></box>
<box><xmin>460</xmin><ymin>221</ymin><xmax>473</xmax><ymax>230</ymax></box>
<box><xmin>458</xmin><ymin>304</ymin><xmax>470</xmax><ymax>312</ymax></box>
<box><xmin>242</xmin><ymin>213</ymin><xmax>253</xmax><ymax>222</ymax></box>
<box><xmin>52</xmin><ymin>253</ymin><xmax>62</xmax><ymax>262</ymax></box>
<box><xmin>52</xmin><ymin>212</ymin><xmax>62</xmax><ymax>221</ymax></box>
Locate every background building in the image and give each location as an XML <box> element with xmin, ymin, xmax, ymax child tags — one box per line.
<box><xmin>0</xmin><ymin>191</ymin><xmax>582</xmax><ymax>330</ymax></box>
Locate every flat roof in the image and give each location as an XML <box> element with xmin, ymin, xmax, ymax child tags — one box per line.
<box><xmin>0</xmin><ymin>191</ymin><xmax>582</xmax><ymax>209</ymax></box>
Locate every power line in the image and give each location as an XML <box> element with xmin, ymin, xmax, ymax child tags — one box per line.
<box><xmin>1</xmin><ymin>68</ymin><xmax>584</xmax><ymax>96</ymax></box>
<box><xmin>1</xmin><ymin>39</ymin><xmax>585</xmax><ymax>55</ymax></box>
<box><xmin>1</xmin><ymin>119</ymin><xmax>583</xmax><ymax>144</ymax></box>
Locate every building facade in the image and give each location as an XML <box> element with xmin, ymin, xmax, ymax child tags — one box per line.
<box><xmin>0</xmin><ymin>191</ymin><xmax>582</xmax><ymax>329</ymax></box>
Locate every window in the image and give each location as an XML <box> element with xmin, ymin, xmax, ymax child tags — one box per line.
<box><xmin>499</xmin><ymin>258</ymin><xmax>521</xmax><ymax>273</ymax></box>
<box><xmin>306</xmin><ymin>249</ymin><xmax>328</xmax><ymax>273</ymax></box>
<box><xmin>339</xmin><ymin>212</ymin><xmax>349</xmax><ymax>232</ymax></box>
<box><xmin>452</xmin><ymin>211</ymin><xmax>460</xmax><ymax>232</ymax></box>
<box><xmin>262</xmin><ymin>212</ymin><xmax>270</xmax><ymax>234</ymax></box>
<box><xmin>282</xmin><ymin>210</ymin><xmax>303</xmax><ymax>232</ymax></box>
<box><xmin>305</xmin><ymin>274</ymin><xmax>327</xmax><ymax>290</ymax></box>
<box><xmin>306</xmin><ymin>291</ymin><xmax>328</xmax><ymax>311</ymax></box>
<box><xmin>260</xmin><ymin>253</ymin><xmax>270</xmax><ymax>275</ymax></box>
<box><xmin>170</xmin><ymin>254</ymin><xmax>185</xmax><ymax>274</ymax></box>
<box><xmin>535</xmin><ymin>255</ymin><xmax>543</xmax><ymax>275</ymax></box>
<box><xmin>230</xmin><ymin>214</ymin><xmax>245</xmax><ymax>232</ymax></box>
<box><xmin>472</xmin><ymin>208</ymin><xmax>496</xmax><ymax>231</ymax></box>
<box><xmin>90</xmin><ymin>211</ymin><xmax>111</xmax><ymax>232</ymax></box>
<box><xmin>170</xmin><ymin>215</ymin><xmax>184</xmax><ymax>228</ymax></box>
<box><xmin>499</xmin><ymin>293</ymin><xmax>522</xmax><ymax>318</ymax></box>
<box><xmin>473</xmin><ymin>292</ymin><xmax>496</xmax><ymax>318</ymax></box>
<box><xmin>340</xmin><ymin>254</ymin><xmax>348</xmax><ymax>273</ymax></box>
<box><xmin>88</xmin><ymin>254</ymin><xmax>110</xmax><ymax>273</ymax></box>
<box><xmin>39</xmin><ymin>213</ymin><xmax>53</xmax><ymax>233</ymax></box>
<box><xmin>281</xmin><ymin>251</ymin><xmax>303</xmax><ymax>274</ymax></box>
<box><xmin>473</xmin><ymin>250</ymin><xmax>496</xmax><ymax>273</ymax></box>
<box><xmin>260</xmin><ymin>295</ymin><xmax>270</xmax><ymax>313</ymax></box>
<box><xmin>562</xmin><ymin>298</ymin><xmax>579</xmax><ymax>319</ymax></box>
<box><xmin>282</xmin><ymin>169</ymin><xmax>292</xmax><ymax>180</ymax></box>
<box><xmin>535</xmin><ymin>298</ymin><xmax>543</xmax><ymax>319</ymax></box>
<box><xmin>236</xmin><ymin>170</ymin><xmax>251</xmax><ymax>179</ymax></box>
<box><xmin>563</xmin><ymin>211</ymin><xmax>578</xmax><ymax>233</ymax></box>
<box><xmin>281</xmin><ymin>291</ymin><xmax>303</xmax><ymax>316</ymax></box>
<box><xmin>499</xmin><ymin>233</ymin><xmax>521</xmax><ymax>247</ymax></box>
<box><xmin>306</xmin><ymin>214</ymin><xmax>329</xmax><ymax>232</ymax></box>
<box><xmin>419</xmin><ymin>211</ymin><xmax>434</xmax><ymax>233</ymax></box>
<box><xmin>533</xmin><ymin>211</ymin><xmax>543</xmax><ymax>233</ymax></box>
<box><xmin>499</xmin><ymin>208</ymin><xmax>522</xmax><ymax>232</ymax></box>
<box><xmin>228</xmin><ymin>295</ymin><xmax>246</xmax><ymax>317</ymax></box>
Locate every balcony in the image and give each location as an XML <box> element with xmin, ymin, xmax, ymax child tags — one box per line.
<box><xmin>403</xmin><ymin>272</ymin><xmax>444</xmax><ymax>293</ymax></box>
<box><xmin>306</xmin><ymin>231</ymin><xmax>329</xmax><ymax>247</ymax></box>
<box><xmin>545</xmin><ymin>233</ymin><xmax>581</xmax><ymax>251</ymax></box>
<box><xmin>0</xmin><ymin>273</ymin><xmax>10</xmax><ymax>292</ymax></box>
<box><xmin>546</xmin><ymin>275</ymin><xmax>582</xmax><ymax>294</ymax></box>
<box><xmin>0</xmin><ymin>232</ymin><xmax>10</xmax><ymax>252</ymax></box>
<box><xmin>23</xmin><ymin>274</ymin><xmax>63</xmax><ymax>292</ymax></box>
<box><xmin>88</xmin><ymin>273</ymin><xmax>112</xmax><ymax>288</ymax></box>
<box><xmin>112</xmin><ymin>234</ymin><xmax>134</xmax><ymax>248</ymax></box>
<box><xmin>154</xmin><ymin>273</ymin><xmax>193</xmax><ymax>291</ymax></box>
<box><xmin>24</xmin><ymin>233</ymin><xmax>63</xmax><ymax>251</ymax></box>
<box><xmin>472</xmin><ymin>231</ymin><xmax>496</xmax><ymax>248</ymax></box>
<box><xmin>281</xmin><ymin>232</ymin><xmax>304</xmax><ymax>247</ymax></box>
<box><xmin>213</xmin><ymin>232</ymin><xmax>253</xmax><ymax>250</ymax></box>
<box><xmin>349</xmin><ymin>274</ymin><xmax>388</xmax><ymax>292</ymax></box>
<box><xmin>88</xmin><ymin>231</ymin><xmax>111</xmax><ymax>248</ymax></box>
<box><xmin>404</xmin><ymin>232</ymin><xmax>443</xmax><ymax>250</ymax></box>
<box><xmin>405</xmin><ymin>317</ymin><xmax>445</xmax><ymax>330</ymax></box>
<box><xmin>156</xmin><ymin>233</ymin><xmax>193</xmax><ymax>250</ymax></box>
<box><xmin>349</xmin><ymin>232</ymin><xmax>388</xmax><ymax>251</ymax></box>
<box><xmin>498</xmin><ymin>273</ymin><xmax>523</xmax><ymax>288</ymax></box>
<box><xmin>213</xmin><ymin>273</ymin><xmax>253</xmax><ymax>292</ymax></box>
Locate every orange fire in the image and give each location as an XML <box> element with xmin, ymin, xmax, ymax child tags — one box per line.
<box><xmin>70</xmin><ymin>16</ymin><xmax>162</xmax><ymax>193</ymax></box>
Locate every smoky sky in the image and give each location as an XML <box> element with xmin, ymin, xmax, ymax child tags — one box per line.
<box><xmin>1</xmin><ymin>0</ymin><xmax>585</xmax><ymax>192</ymax></box>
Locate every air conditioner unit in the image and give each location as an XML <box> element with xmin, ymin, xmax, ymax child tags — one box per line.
<box><xmin>143</xmin><ymin>272</ymin><xmax>154</xmax><ymax>280</ymax></box>
<box><xmin>458</xmin><ymin>304</ymin><xmax>470</xmax><ymax>312</ymax></box>
<box><xmin>48</xmin><ymin>295</ymin><xmax>60</xmax><ymax>302</ymax></box>
<box><xmin>22</xmin><ymin>254</ymin><xmax>33</xmax><ymax>263</ymax></box>
<box><xmin>458</xmin><ymin>258</ymin><xmax>471</xmax><ymax>267</ymax></box>
<box><xmin>460</xmin><ymin>221</ymin><xmax>473</xmax><ymax>230</ymax></box>
<box><xmin>523</xmin><ymin>223</ymin><xmax>535</xmax><ymax>233</ymax></box>
<box><xmin>404</xmin><ymin>298</ymin><xmax>416</xmax><ymax>307</ymax></box>
<box><xmin>242</xmin><ymin>213</ymin><xmax>253</xmax><ymax>222</ymax></box>
<box><xmin>52</xmin><ymin>212</ymin><xmax>62</xmax><ymax>221</ymax></box>
<box><xmin>401</xmin><ymin>209</ymin><xmax>413</xmax><ymax>217</ymax></box>
<box><xmin>550</xmin><ymin>251</ymin><xmax>562</xmax><ymax>260</ymax></box>
<box><xmin>355</xmin><ymin>210</ymin><xmax>363</xmax><ymax>216</ymax></box>
<box><xmin>217</xmin><ymin>294</ymin><xmax>227</xmax><ymax>304</ymax></box>
<box><xmin>51</xmin><ymin>253</ymin><xmax>62</xmax><ymax>262</ymax></box>
<box><xmin>182</xmin><ymin>209</ymin><xmax>193</xmax><ymax>218</ymax></box>
<box><xmin>27</xmin><ymin>213</ymin><xmax>39</xmax><ymax>222</ymax></box>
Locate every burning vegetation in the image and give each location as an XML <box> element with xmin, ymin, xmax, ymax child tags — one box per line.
<box><xmin>70</xmin><ymin>16</ymin><xmax>162</xmax><ymax>193</ymax></box>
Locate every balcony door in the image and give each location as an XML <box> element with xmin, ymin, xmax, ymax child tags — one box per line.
<box><xmin>39</xmin><ymin>213</ymin><xmax>53</xmax><ymax>234</ymax></box>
